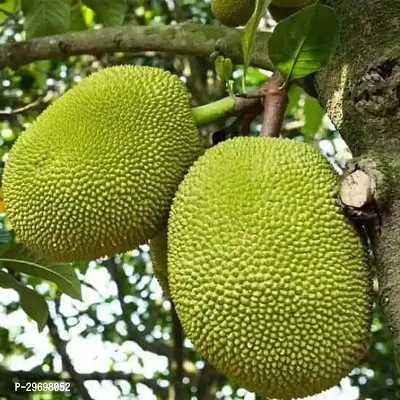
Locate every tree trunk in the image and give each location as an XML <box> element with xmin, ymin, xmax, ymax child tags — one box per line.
<box><xmin>315</xmin><ymin>0</ymin><xmax>400</xmax><ymax>363</ymax></box>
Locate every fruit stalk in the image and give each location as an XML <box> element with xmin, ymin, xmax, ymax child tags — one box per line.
<box><xmin>191</xmin><ymin>96</ymin><xmax>236</xmax><ymax>126</ymax></box>
<box><xmin>192</xmin><ymin>95</ymin><xmax>263</xmax><ymax>127</ymax></box>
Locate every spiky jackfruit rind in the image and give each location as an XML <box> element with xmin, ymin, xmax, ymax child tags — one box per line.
<box><xmin>168</xmin><ymin>137</ymin><xmax>372</xmax><ymax>399</ymax></box>
<box><xmin>3</xmin><ymin>66</ymin><xmax>201</xmax><ymax>262</ymax></box>
<box><xmin>150</xmin><ymin>229</ymin><xmax>169</xmax><ymax>295</ymax></box>
<box><xmin>211</xmin><ymin>0</ymin><xmax>256</xmax><ymax>27</ymax></box>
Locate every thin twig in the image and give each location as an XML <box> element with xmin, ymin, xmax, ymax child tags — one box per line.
<box><xmin>260</xmin><ymin>73</ymin><xmax>289</xmax><ymax>137</ymax></box>
<box><xmin>79</xmin><ymin>278</ymin><xmax>104</xmax><ymax>296</ymax></box>
<box><xmin>0</xmin><ymin>368</ymin><xmax>167</xmax><ymax>397</ymax></box>
<box><xmin>0</xmin><ymin>101</ymin><xmax>41</xmax><ymax>116</ymax></box>
<box><xmin>0</xmin><ymin>369</ymin><xmax>154</xmax><ymax>384</ymax></box>
<box><xmin>47</xmin><ymin>300</ymin><xmax>93</xmax><ymax>400</ymax></box>
<box><xmin>197</xmin><ymin>362</ymin><xmax>223</xmax><ymax>400</ymax></box>
<box><xmin>103</xmin><ymin>257</ymin><xmax>171</xmax><ymax>358</ymax></box>
<box><xmin>0</xmin><ymin>92</ymin><xmax>53</xmax><ymax>117</ymax></box>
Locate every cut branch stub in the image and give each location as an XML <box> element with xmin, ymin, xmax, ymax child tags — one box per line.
<box><xmin>340</xmin><ymin>169</ymin><xmax>376</xmax><ymax>209</ymax></box>
<box><xmin>342</xmin><ymin>155</ymin><xmax>391</xmax><ymax>210</ymax></box>
<box><xmin>339</xmin><ymin>155</ymin><xmax>390</xmax><ymax>225</ymax></box>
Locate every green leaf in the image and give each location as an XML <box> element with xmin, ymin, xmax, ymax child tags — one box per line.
<box><xmin>71</xmin><ymin>4</ymin><xmax>88</xmax><ymax>31</ymax></box>
<box><xmin>285</xmin><ymin>85</ymin><xmax>303</xmax><ymax>116</ymax></box>
<box><xmin>0</xmin><ymin>0</ymin><xmax>17</xmax><ymax>23</ymax></box>
<box><xmin>0</xmin><ymin>244</ymin><xmax>82</xmax><ymax>300</ymax></box>
<box><xmin>241</xmin><ymin>0</ymin><xmax>271</xmax><ymax>92</ymax></box>
<box><xmin>0</xmin><ymin>270</ymin><xmax>49</xmax><ymax>331</ymax></box>
<box><xmin>21</xmin><ymin>0</ymin><xmax>71</xmax><ymax>39</ymax></box>
<box><xmin>303</xmin><ymin>94</ymin><xmax>325</xmax><ymax>136</ymax></box>
<box><xmin>82</xmin><ymin>0</ymin><xmax>127</xmax><ymax>27</ymax></box>
<box><xmin>268</xmin><ymin>3</ymin><xmax>340</xmax><ymax>82</ymax></box>
<box><xmin>243</xmin><ymin>67</ymin><xmax>269</xmax><ymax>87</ymax></box>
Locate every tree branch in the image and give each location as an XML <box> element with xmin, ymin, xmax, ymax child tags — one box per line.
<box><xmin>260</xmin><ymin>73</ymin><xmax>288</xmax><ymax>137</ymax></box>
<box><xmin>0</xmin><ymin>369</ymin><xmax>148</xmax><ymax>383</ymax></box>
<box><xmin>197</xmin><ymin>362</ymin><xmax>223</xmax><ymax>400</ymax></box>
<box><xmin>47</xmin><ymin>302</ymin><xmax>93</xmax><ymax>400</ymax></box>
<box><xmin>103</xmin><ymin>258</ymin><xmax>172</xmax><ymax>358</ymax></box>
<box><xmin>0</xmin><ymin>92</ymin><xmax>53</xmax><ymax>117</ymax></box>
<box><xmin>0</xmin><ymin>23</ymin><xmax>273</xmax><ymax>71</ymax></box>
<box><xmin>170</xmin><ymin>302</ymin><xmax>184</xmax><ymax>400</ymax></box>
<box><xmin>0</xmin><ymin>368</ymin><xmax>167</xmax><ymax>397</ymax></box>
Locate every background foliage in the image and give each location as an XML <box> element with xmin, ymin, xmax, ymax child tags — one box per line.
<box><xmin>0</xmin><ymin>0</ymin><xmax>398</xmax><ymax>399</ymax></box>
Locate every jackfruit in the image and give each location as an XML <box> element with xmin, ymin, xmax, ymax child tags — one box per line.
<box><xmin>271</xmin><ymin>0</ymin><xmax>314</xmax><ymax>8</ymax></box>
<box><xmin>150</xmin><ymin>229</ymin><xmax>169</xmax><ymax>295</ymax></box>
<box><xmin>3</xmin><ymin>66</ymin><xmax>201</xmax><ymax>262</ymax></box>
<box><xmin>211</xmin><ymin>0</ymin><xmax>256</xmax><ymax>27</ymax></box>
<box><xmin>168</xmin><ymin>137</ymin><xmax>372</xmax><ymax>399</ymax></box>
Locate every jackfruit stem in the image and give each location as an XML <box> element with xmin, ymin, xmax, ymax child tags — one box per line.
<box><xmin>191</xmin><ymin>96</ymin><xmax>236</xmax><ymax>126</ymax></box>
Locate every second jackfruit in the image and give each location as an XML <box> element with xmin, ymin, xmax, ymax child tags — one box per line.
<box><xmin>168</xmin><ymin>136</ymin><xmax>372</xmax><ymax>399</ymax></box>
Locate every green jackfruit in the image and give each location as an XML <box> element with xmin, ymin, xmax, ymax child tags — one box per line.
<box><xmin>168</xmin><ymin>137</ymin><xmax>372</xmax><ymax>399</ymax></box>
<box><xmin>211</xmin><ymin>0</ymin><xmax>256</xmax><ymax>27</ymax></box>
<box><xmin>150</xmin><ymin>229</ymin><xmax>169</xmax><ymax>295</ymax></box>
<box><xmin>3</xmin><ymin>66</ymin><xmax>201</xmax><ymax>262</ymax></box>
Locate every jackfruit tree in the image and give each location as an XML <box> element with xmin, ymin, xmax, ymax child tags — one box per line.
<box><xmin>0</xmin><ymin>1</ymin><xmax>399</xmax><ymax>400</ymax></box>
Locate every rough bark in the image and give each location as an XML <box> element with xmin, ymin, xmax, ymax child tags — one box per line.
<box><xmin>315</xmin><ymin>0</ymin><xmax>400</xmax><ymax>361</ymax></box>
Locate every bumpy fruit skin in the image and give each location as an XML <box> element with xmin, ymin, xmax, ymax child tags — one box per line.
<box><xmin>211</xmin><ymin>0</ymin><xmax>256</xmax><ymax>27</ymax></box>
<box><xmin>3</xmin><ymin>66</ymin><xmax>201</xmax><ymax>262</ymax></box>
<box><xmin>150</xmin><ymin>230</ymin><xmax>169</xmax><ymax>295</ymax></box>
<box><xmin>271</xmin><ymin>0</ymin><xmax>314</xmax><ymax>7</ymax></box>
<box><xmin>169</xmin><ymin>137</ymin><xmax>372</xmax><ymax>400</ymax></box>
